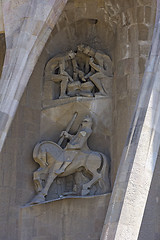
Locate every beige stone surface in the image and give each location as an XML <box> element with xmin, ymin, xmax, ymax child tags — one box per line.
<box><xmin>101</xmin><ymin>1</ymin><xmax>160</xmax><ymax>239</ymax></box>
<box><xmin>20</xmin><ymin>194</ymin><xmax>111</xmax><ymax>240</ymax></box>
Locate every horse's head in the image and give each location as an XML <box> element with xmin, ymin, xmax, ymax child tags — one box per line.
<box><xmin>38</xmin><ymin>150</ymin><xmax>48</xmax><ymax>167</ymax></box>
<box><xmin>33</xmin><ymin>143</ymin><xmax>48</xmax><ymax>168</ymax></box>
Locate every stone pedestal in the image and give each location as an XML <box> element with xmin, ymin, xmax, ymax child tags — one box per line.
<box><xmin>19</xmin><ymin>194</ymin><xmax>111</xmax><ymax>240</ymax></box>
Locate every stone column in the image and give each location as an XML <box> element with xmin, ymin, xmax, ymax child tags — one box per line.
<box><xmin>0</xmin><ymin>0</ymin><xmax>68</xmax><ymax>152</ymax></box>
<box><xmin>100</xmin><ymin>1</ymin><xmax>160</xmax><ymax>239</ymax></box>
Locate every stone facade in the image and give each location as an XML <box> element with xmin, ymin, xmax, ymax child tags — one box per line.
<box><xmin>0</xmin><ymin>0</ymin><xmax>159</xmax><ymax>240</ymax></box>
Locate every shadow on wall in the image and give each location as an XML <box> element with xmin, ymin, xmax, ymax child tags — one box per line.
<box><xmin>0</xmin><ymin>33</ymin><xmax>6</xmax><ymax>78</ymax></box>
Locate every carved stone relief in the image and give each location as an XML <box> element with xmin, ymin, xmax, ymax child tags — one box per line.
<box><xmin>43</xmin><ymin>45</ymin><xmax>113</xmax><ymax>108</ymax></box>
<box><xmin>30</xmin><ymin>114</ymin><xmax>111</xmax><ymax>204</ymax></box>
<box><xmin>29</xmin><ymin>45</ymin><xmax>113</xmax><ymax>204</ymax></box>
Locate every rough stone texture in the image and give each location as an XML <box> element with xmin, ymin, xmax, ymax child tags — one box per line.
<box><xmin>101</xmin><ymin>1</ymin><xmax>160</xmax><ymax>239</ymax></box>
<box><xmin>20</xmin><ymin>194</ymin><xmax>111</xmax><ymax>240</ymax></box>
<box><xmin>112</xmin><ymin>0</ymin><xmax>156</xmax><ymax>185</ymax></box>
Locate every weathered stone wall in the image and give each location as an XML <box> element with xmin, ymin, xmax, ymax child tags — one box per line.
<box><xmin>0</xmin><ymin>55</ymin><xmax>42</xmax><ymax>239</ymax></box>
<box><xmin>112</xmin><ymin>0</ymin><xmax>156</xmax><ymax>184</ymax></box>
<box><xmin>20</xmin><ymin>195</ymin><xmax>111</xmax><ymax>240</ymax></box>
<box><xmin>101</xmin><ymin>0</ymin><xmax>160</xmax><ymax>239</ymax></box>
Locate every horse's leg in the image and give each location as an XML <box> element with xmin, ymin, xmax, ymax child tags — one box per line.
<box><xmin>30</xmin><ymin>171</ymin><xmax>57</xmax><ymax>204</ymax></box>
<box><xmin>81</xmin><ymin>154</ymin><xmax>101</xmax><ymax>196</ymax></box>
<box><xmin>82</xmin><ymin>170</ymin><xmax>101</xmax><ymax>196</ymax></box>
<box><xmin>41</xmin><ymin>172</ymin><xmax>57</xmax><ymax>196</ymax></box>
<box><xmin>33</xmin><ymin>169</ymin><xmax>44</xmax><ymax>193</ymax></box>
<box><xmin>33</xmin><ymin>177</ymin><xmax>42</xmax><ymax>193</ymax></box>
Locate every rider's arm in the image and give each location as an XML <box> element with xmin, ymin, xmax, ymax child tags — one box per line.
<box><xmin>60</xmin><ymin>131</ymin><xmax>74</xmax><ymax>140</ymax></box>
<box><xmin>67</xmin><ymin>133</ymin><xmax>74</xmax><ymax>140</ymax></box>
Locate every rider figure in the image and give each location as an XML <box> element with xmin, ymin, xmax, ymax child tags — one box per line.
<box><xmin>55</xmin><ymin>116</ymin><xmax>93</xmax><ymax>174</ymax></box>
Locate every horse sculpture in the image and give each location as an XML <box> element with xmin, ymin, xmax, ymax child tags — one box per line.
<box><xmin>30</xmin><ymin>115</ymin><xmax>111</xmax><ymax>204</ymax></box>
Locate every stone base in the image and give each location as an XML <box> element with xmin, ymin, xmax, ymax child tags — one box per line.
<box><xmin>19</xmin><ymin>194</ymin><xmax>111</xmax><ymax>240</ymax></box>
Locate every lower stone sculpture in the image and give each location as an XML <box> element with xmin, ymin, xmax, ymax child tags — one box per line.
<box><xmin>30</xmin><ymin>114</ymin><xmax>111</xmax><ymax>204</ymax></box>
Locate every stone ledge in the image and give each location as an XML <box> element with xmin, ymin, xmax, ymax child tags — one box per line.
<box><xmin>24</xmin><ymin>193</ymin><xmax>111</xmax><ymax>208</ymax></box>
<box><xmin>42</xmin><ymin>95</ymin><xmax>110</xmax><ymax>109</ymax></box>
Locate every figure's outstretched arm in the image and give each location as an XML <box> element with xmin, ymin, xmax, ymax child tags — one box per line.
<box><xmin>84</xmin><ymin>69</ymin><xmax>95</xmax><ymax>79</ymax></box>
<box><xmin>60</xmin><ymin>131</ymin><xmax>74</xmax><ymax>140</ymax></box>
<box><xmin>89</xmin><ymin>58</ymin><xmax>102</xmax><ymax>72</ymax></box>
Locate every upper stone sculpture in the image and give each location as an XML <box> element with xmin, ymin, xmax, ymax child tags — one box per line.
<box><xmin>30</xmin><ymin>113</ymin><xmax>111</xmax><ymax>204</ymax></box>
<box><xmin>44</xmin><ymin>45</ymin><xmax>113</xmax><ymax>100</ymax></box>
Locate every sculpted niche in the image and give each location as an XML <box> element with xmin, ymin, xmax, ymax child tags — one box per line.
<box><xmin>43</xmin><ymin>45</ymin><xmax>113</xmax><ymax>106</ymax></box>
<box><xmin>29</xmin><ymin>45</ymin><xmax>112</xmax><ymax>204</ymax></box>
<box><xmin>30</xmin><ymin>114</ymin><xmax>111</xmax><ymax>204</ymax></box>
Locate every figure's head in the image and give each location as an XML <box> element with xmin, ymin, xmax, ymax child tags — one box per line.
<box><xmin>83</xmin><ymin>46</ymin><xmax>95</xmax><ymax>57</ymax></box>
<box><xmin>68</xmin><ymin>50</ymin><xmax>76</xmax><ymax>60</ymax></box>
<box><xmin>77</xmin><ymin>45</ymin><xmax>95</xmax><ymax>57</ymax></box>
<box><xmin>82</xmin><ymin>115</ymin><xmax>93</xmax><ymax>128</ymax></box>
<box><xmin>77</xmin><ymin>44</ymin><xmax>85</xmax><ymax>52</ymax></box>
<box><xmin>83</xmin><ymin>46</ymin><xmax>91</xmax><ymax>55</ymax></box>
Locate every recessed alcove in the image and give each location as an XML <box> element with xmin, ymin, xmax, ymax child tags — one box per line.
<box><xmin>38</xmin><ymin>0</ymin><xmax>156</xmax><ymax>189</ymax></box>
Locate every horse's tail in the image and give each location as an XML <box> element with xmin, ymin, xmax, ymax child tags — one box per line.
<box><xmin>99</xmin><ymin>153</ymin><xmax>111</xmax><ymax>193</ymax></box>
